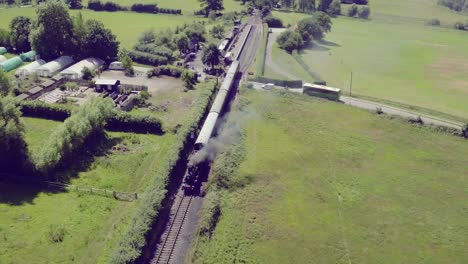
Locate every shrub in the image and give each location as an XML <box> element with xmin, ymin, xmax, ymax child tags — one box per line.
<box><xmin>147</xmin><ymin>65</ymin><xmax>183</xmax><ymax>78</ymax></box>
<box><xmin>454</xmin><ymin>22</ymin><xmax>466</xmax><ymax>30</ymax></box>
<box><xmin>134</xmin><ymin>43</ymin><xmax>174</xmax><ymax>61</ymax></box>
<box><xmin>130</xmin><ymin>3</ymin><xmax>158</xmax><ymax>13</ymax></box>
<box><xmin>427</xmin><ymin>18</ymin><xmax>441</xmax><ymax>26</ymax></box>
<box><xmin>18</xmin><ymin>100</ymin><xmax>71</xmax><ymax>121</ymax></box>
<box><xmin>264</xmin><ymin>16</ymin><xmax>283</xmax><ymax>28</ymax></box>
<box><xmin>358</xmin><ymin>6</ymin><xmax>370</xmax><ymax>19</ymax></box>
<box><xmin>106</xmin><ymin>112</ymin><xmax>164</xmax><ymax>134</ymax></box>
<box><xmin>347</xmin><ymin>4</ymin><xmax>358</xmax><ymax>17</ymax></box>
<box><xmin>81</xmin><ymin>67</ymin><xmax>95</xmax><ymax>80</ymax></box>
<box><xmin>47</xmin><ymin>224</ymin><xmax>67</xmax><ymax>243</ymax></box>
<box><xmin>128</xmin><ymin>50</ymin><xmax>169</xmax><ymax>66</ymax></box>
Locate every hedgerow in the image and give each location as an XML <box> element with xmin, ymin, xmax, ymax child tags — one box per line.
<box><xmin>110</xmin><ymin>81</ymin><xmax>218</xmax><ymax>264</ymax></box>
<box><xmin>106</xmin><ymin>112</ymin><xmax>164</xmax><ymax>134</ymax></box>
<box><xmin>129</xmin><ymin>50</ymin><xmax>169</xmax><ymax>66</ymax></box>
<box><xmin>18</xmin><ymin>100</ymin><xmax>72</xmax><ymax>121</ymax></box>
<box><xmin>147</xmin><ymin>65</ymin><xmax>184</xmax><ymax>78</ymax></box>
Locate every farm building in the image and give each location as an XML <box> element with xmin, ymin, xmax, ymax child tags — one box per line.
<box><xmin>15</xmin><ymin>93</ymin><xmax>30</xmax><ymax>101</ymax></box>
<box><xmin>15</xmin><ymin>59</ymin><xmax>46</xmax><ymax>76</ymax></box>
<box><xmin>0</xmin><ymin>56</ymin><xmax>23</xmax><ymax>72</ymax></box>
<box><xmin>36</xmin><ymin>56</ymin><xmax>74</xmax><ymax>77</ymax></box>
<box><xmin>0</xmin><ymin>47</ymin><xmax>6</xmax><ymax>55</ymax></box>
<box><xmin>95</xmin><ymin>79</ymin><xmax>120</xmax><ymax>92</ymax></box>
<box><xmin>20</xmin><ymin>51</ymin><xmax>36</xmax><ymax>62</ymax></box>
<box><xmin>26</xmin><ymin>86</ymin><xmax>44</xmax><ymax>99</ymax></box>
<box><xmin>59</xmin><ymin>57</ymin><xmax>104</xmax><ymax>80</ymax></box>
<box><xmin>0</xmin><ymin>55</ymin><xmax>6</xmax><ymax>63</ymax></box>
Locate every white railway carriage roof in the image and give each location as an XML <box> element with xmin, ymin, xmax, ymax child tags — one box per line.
<box><xmin>303</xmin><ymin>83</ymin><xmax>341</xmax><ymax>93</ymax></box>
<box><xmin>210</xmin><ymin>89</ymin><xmax>228</xmax><ymax>114</ymax></box>
<box><xmin>195</xmin><ymin>112</ymin><xmax>219</xmax><ymax>146</ymax></box>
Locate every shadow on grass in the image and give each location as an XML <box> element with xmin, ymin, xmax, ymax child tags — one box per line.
<box><xmin>317</xmin><ymin>39</ymin><xmax>341</xmax><ymax>47</ymax></box>
<box><xmin>0</xmin><ymin>132</ymin><xmax>122</xmax><ymax>206</ymax></box>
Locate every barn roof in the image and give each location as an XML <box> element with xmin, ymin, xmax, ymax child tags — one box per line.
<box><xmin>95</xmin><ymin>79</ymin><xmax>120</xmax><ymax>86</ymax></box>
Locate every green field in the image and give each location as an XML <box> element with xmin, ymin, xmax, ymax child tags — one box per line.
<box><xmin>1</xmin><ymin>117</ymin><xmax>175</xmax><ymax>263</ymax></box>
<box><xmin>267</xmin><ymin>0</ymin><xmax>468</xmax><ymax>119</ymax></box>
<box><xmin>191</xmin><ymin>89</ymin><xmax>468</xmax><ymax>264</ymax></box>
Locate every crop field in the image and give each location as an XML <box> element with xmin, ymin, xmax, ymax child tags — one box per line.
<box><xmin>0</xmin><ymin>116</ymin><xmax>176</xmax><ymax>263</ymax></box>
<box><xmin>192</xmin><ymin>89</ymin><xmax>468</xmax><ymax>264</ymax></box>
<box><xmin>266</xmin><ymin>0</ymin><xmax>468</xmax><ymax>119</ymax></box>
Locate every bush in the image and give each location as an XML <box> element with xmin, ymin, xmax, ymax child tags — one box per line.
<box><xmin>131</xmin><ymin>3</ymin><xmax>158</xmax><ymax>13</ymax></box>
<box><xmin>18</xmin><ymin>100</ymin><xmax>71</xmax><ymax>121</ymax></box>
<box><xmin>264</xmin><ymin>16</ymin><xmax>283</xmax><ymax>28</ymax></box>
<box><xmin>427</xmin><ymin>18</ymin><xmax>441</xmax><ymax>26</ymax></box>
<box><xmin>81</xmin><ymin>67</ymin><xmax>95</xmax><ymax>80</ymax></box>
<box><xmin>347</xmin><ymin>4</ymin><xmax>359</xmax><ymax>17</ymax></box>
<box><xmin>128</xmin><ymin>50</ymin><xmax>169</xmax><ymax>66</ymax></box>
<box><xmin>454</xmin><ymin>22</ymin><xmax>466</xmax><ymax>30</ymax></box>
<box><xmin>134</xmin><ymin>43</ymin><xmax>174</xmax><ymax>61</ymax></box>
<box><xmin>276</xmin><ymin>30</ymin><xmax>304</xmax><ymax>53</ymax></box>
<box><xmin>47</xmin><ymin>224</ymin><xmax>67</xmax><ymax>243</ymax></box>
<box><xmin>147</xmin><ymin>65</ymin><xmax>184</xmax><ymax>78</ymax></box>
<box><xmin>106</xmin><ymin>112</ymin><xmax>164</xmax><ymax>134</ymax></box>
<box><xmin>358</xmin><ymin>6</ymin><xmax>370</xmax><ymax>19</ymax></box>
<box><xmin>87</xmin><ymin>0</ymin><xmax>126</xmax><ymax>11</ymax></box>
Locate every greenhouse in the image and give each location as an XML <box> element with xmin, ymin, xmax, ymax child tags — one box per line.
<box><xmin>0</xmin><ymin>47</ymin><xmax>6</xmax><ymax>55</ymax></box>
<box><xmin>0</xmin><ymin>55</ymin><xmax>6</xmax><ymax>63</ymax></box>
<box><xmin>0</xmin><ymin>57</ymin><xmax>23</xmax><ymax>72</ymax></box>
<box><xmin>60</xmin><ymin>57</ymin><xmax>104</xmax><ymax>79</ymax></box>
<box><xmin>36</xmin><ymin>56</ymin><xmax>74</xmax><ymax>77</ymax></box>
<box><xmin>20</xmin><ymin>51</ymin><xmax>36</xmax><ymax>62</ymax></box>
<box><xmin>15</xmin><ymin>59</ymin><xmax>46</xmax><ymax>77</ymax></box>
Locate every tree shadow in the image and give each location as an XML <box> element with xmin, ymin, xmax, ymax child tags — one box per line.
<box><xmin>0</xmin><ymin>182</ymin><xmax>61</xmax><ymax>206</ymax></box>
<box><xmin>51</xmin><ymin>132</ymin><xmax>123</xmax><ymax>183</ymax></box>
<box><xmin>303</xmin><ymin>42</ymin><xmax>330</xmax><ymax>52</ymax></box>
<box><xmin>317</xmin><ymin>39</ymin><xmax>341</xmax><ymax>47</ymax></box>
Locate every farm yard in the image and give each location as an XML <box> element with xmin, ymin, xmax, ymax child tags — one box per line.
<box><xmin>191</xmin><ymin>88</ymin><xmax>468</xmax><ymax>264</ymax></box>
<box><xmin>264</xmin><ymin>0</ymin><xmax>468</xmax><ymax>120</ymax></box>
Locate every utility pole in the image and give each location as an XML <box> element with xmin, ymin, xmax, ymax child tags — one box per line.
<box><xmin>349</xmin><ymin>71</ymin><xmax>353</xmax><ymax>96</ymax></box>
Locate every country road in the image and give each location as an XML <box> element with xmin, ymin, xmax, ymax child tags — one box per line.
<box><xmin>248</xmin><ymin>82</ymin><xmax>465</xmax><ymax>131</ymax></box>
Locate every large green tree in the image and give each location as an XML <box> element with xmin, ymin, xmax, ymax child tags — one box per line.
<box><xmin>30</xmin><ymin>0</ymin><xmax>75</xmax><ymax>60</ymax></box>
<box><xmin>9</xmin><ymin>16</ymin><xmax>31</xmax><ymax>53</ymax></box>
<box><xmin>83</xmin><ymin>19</ymin><xmax>119</xmax><ymax>62</ymax></box>
<box><xmin>199</xmin><ymin>0</ymin><xmax>224</xmax><ymax>15</ymax></box>
<box><xmin>175</xmin><ymin>34</ymin><xmax>189</xmax><ymax>55</ymax></box>
<box><xmin>202</xmin><ymin>43</ymin><xmax>221</xmax><ymax>69</ymax></box>
<box><xmin>298</xmin><ymin>0</ymin><xmax>316</xmax><ymax>12</ymax></box>
<box><xmin>318</xmin><ymin>0</ymin><xmax>332</xmax><ymax>12</ymax></box>
<box><xmin>0</xmin><ymin>69</ymin><xmax>12</xmax><ymax>97</ymax></box>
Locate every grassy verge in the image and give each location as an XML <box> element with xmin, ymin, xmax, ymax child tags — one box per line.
<box><xmin>190</xmin><ymin>89</ymin><xmax>468</xmax><ymax>263</ymax></box>
<box><xmin>254</xmin><ymin>23</ymin><xmax>269</xmax><ymax>77</ymax></box>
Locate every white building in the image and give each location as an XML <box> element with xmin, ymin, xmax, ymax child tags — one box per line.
<box><xmin>36</xmin><ymin>56</ymin><xmax>74</xmax><ymax>77</ymax></box>
<box><xmin>59</xmin><ymin>57</ymin><xmax>104</xmax><ymax>80</ymax></box>
<box><xmin>15</xmin><ymin>59</ymin><xmax>46</xmax><ymax>76</ymax></box>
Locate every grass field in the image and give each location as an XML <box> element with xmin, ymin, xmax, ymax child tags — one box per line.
<box><xmin>0</xmin><ymin>116</ymin><xmax>176</xmax><ymax>263</ymax></box>
<box><xmin>267</xmin><ymin>0</ymin><xmax>468</xmax><ymax>119</ymax></box>
<box><xmin>191</xmin><ymin>89</ymin><xmax>468</xmax><ymax>264</ymax></box>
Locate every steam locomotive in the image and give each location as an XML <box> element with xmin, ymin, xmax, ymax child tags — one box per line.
<box><xmin>182</xmin><ymin>61</ymin><xmax>240</xmax><ymax>195</ymax></box>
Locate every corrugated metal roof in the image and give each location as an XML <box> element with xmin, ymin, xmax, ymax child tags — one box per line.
<box><xmin>95</xmin><ymin>79</ymin><xmax>119</xmax><ymax>86</ymax></box>
<box><xmin>27</xmin><ymin>86</ymin><xmax>43</xmax><ymax>95</ymax></box>
<box><xmin>40</xmin><ymin>80</ymin><xmax>55</xmax><ymax>88</ymax></box>
<box><xmin>15</xmin><ymin>93</ymin><xmax>30</xmax><ymax>100</ymax></box>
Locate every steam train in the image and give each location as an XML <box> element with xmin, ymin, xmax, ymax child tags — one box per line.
<box><xmin>182</xmin><ymin>61</ymin><xmax>240</xmax><ymax>195</ymax></box>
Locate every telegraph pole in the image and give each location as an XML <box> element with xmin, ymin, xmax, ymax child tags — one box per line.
<box><xmin>349</xmin><ymin>71</ymin><xmax>353</xmax><ymax>96</ymax></box>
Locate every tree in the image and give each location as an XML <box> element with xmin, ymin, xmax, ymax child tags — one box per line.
<box><xmin>358</xmin><ymin>6</ymin><xmax>370</xmax><ymax>19</ymax></box>
<box><xmin>0</xmin><ymin>29</ymin><xmax>11</xmax><ymax>49</ymax></box>
<box><xmin>297</xmin><ymin>17</ymin><xmax>324</xmax><ymax>42</ymax></box>
<box><xmin>181</xmin><ymin>70</ymin><xmax>196</xmax><ymax>89</ymax></box>
<box><xmin>202</xmin><ymin>43</ymin><xmax>221</xmax><ymax>69</ymax></box>
<box><xmin>347</xmin><ymin>4</ymin><xmax>358</xmax><ymax>17</ymax></box>
<box><xmin>72</xmin><ymin>12</ymin><xmax>87</xmax><ymax>56</ymax></box>
<box><xmin>119</xmin><ymin>48</ymin><xmax>134</xmax><ymax>76</ymax></box>
<box><xmin>30</xmin><ymin>0</ymin><xmax>75</xmax><ymax>61</ymax></box>
<box><xmin>264</xmin><ymin>16</ymin><xmax>283</xmax><ymax>28</ymax></box>
<box><xmin>184</xmin><ymin>23</ymin><xmax>206</xmax><ymax>43</ymax></box>
<box><xmin>0</xmin><ymin>69</ymin><xmax>12</xmax><ymax>96</ymax></box>
<box><xmin>82</xmin><ymin>66</ymin><xmax>95</xmax><ymax>80</ymax></box>
<box><xmin>9</xmin><ymin>16</ymin><xmax>31</xmax><ymax>53</ymax></box>
<box><xmin>327</xmin><ymin>0</ymin><xmax>341</xmax><ymax>16</ymax></box>
<box><xmin>277</xmin><ymin>30</ymin><xmax>303</xmax><ymax>53</ymax></box>
<box><xmin>175</xmin><ymin>34</ymin><xmax>189</xmax><ymax>55</ymax></box>
<box><xmin>0</xmin><ymin>97</ymin><xmax>32</xmax><ymax>179</ymax></box>
<box><xmin>138</xmin><ymin>29</ymin><xmax>156</xmax><ymax>44</ymax></box>
<box><xmin>210</xmin><ymin>24</ymin><xmax>225</xmax><ymax>39</ymax></box>
<box><xmin>313</xmin><ymin>11</ymin><xmax>332</xmax><ymax>33</ymax></box>
<box><xmin>298</xmin><ymin>0</ymin><xmax>316</xmax><ymax>13</ymax></box>
<box><xmin>318</xmin><ymin>0</ymin><xmax>332</xmax><ymax>12</ymax></box>
<box><xmin>83</xmin><ymin>19</ymin><xmax>119</xmax><ymax>62</ymax></box>
<box><xmin>199</xmin><ymin>0</ymin><xmax>224</xmax><ymax>15</ymax></box>
<box><xmin>66</xmin><ymin>0</ymin><xmax>82</xmax><ymax>9</ymax></box>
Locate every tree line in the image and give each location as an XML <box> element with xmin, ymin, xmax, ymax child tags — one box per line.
<box><xmin>0</xmin><ymin>0</ymin><xmax>119</xmax><ymax>62</ymax></box>
<box><xmin>438</xmin><ymin>0</ymin><xmax>468</xmax><ymax>12</ymax></box>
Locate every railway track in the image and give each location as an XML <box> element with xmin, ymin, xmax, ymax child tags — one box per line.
<box><xmin>151</xmin><ymin>194</ymin><xmax>193</xmax><ymax>264</ymax></box>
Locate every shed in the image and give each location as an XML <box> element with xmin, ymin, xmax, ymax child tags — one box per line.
<box><xmin>0</xmin><ymin>56</ymin><xmax>23</xmax><ymax>72</ymax></box>
<box><xmin>15</xmin><ymin>59</ymin><xmax>46</xmax><ymax>76</ymax></box>
<box><xmin>20</xmin><ymin>51</ymin><xmax>36</xmax><ymax>62</ymax></box>
<box><xmin>0</xmin><ymin>55</ymin><xmax>6</xmax><ymax>63</ymax></box>
<box><xmin>36</xmin><ymin>56</ymin><xmax>74</xmax><ymax>77</ymax></box>
<box><xmin>27</xmin><ymin>86</ymin><xmax>44</xmax><ymax>95</ymax></box>
<box><xmin>15</xmin><ymin>93</ymin><xmax>30</xmax><ymax>101</ymax></box>
<box><xmin>40</xmin><ymin>79</ymin><xmax>56</xmax><ymax>89</ymax></box>
<box><xmin>95</xmin><ymin>79</ymin><xmax>120</xmax><ymax>92</ymax></box>
<box><xmin>60</xmin><ymin>57</ymin><xmax>104</xmax><ymax>80</ymax></box>
<box><xmin>0</xmin><ymin>47</ymin><xmax>6</xmax><ymax>55</ymax></box>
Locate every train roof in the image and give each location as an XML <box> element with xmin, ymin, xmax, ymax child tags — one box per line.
<box><xmin>195</xmin><ymin>112</ymin><xmax>219</xmax><ymax>148</ymax></box>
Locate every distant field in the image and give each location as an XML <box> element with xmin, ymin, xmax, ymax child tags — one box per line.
<box><xmin>192</xmin><ymin>89</ymin><xmax>468</xmax><ymax>264</ymax></box>
<box><xmin>0</xmin><ymin>116</ymin><xmax>176</xmax><ymax>263</ymax></box>
<box><xmin>267</xmin><ymin>0</ymin><xmax>468</xmax><ymax>119</ymax></box>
